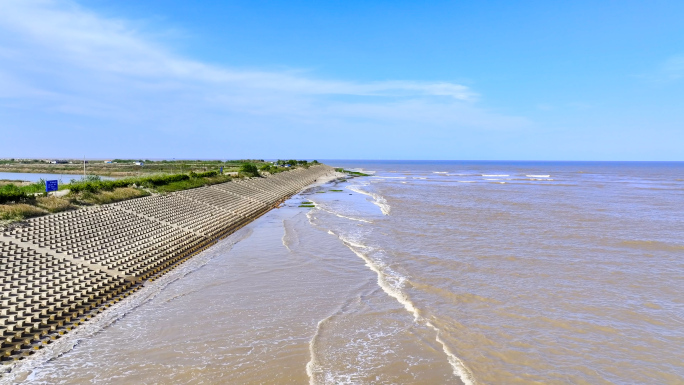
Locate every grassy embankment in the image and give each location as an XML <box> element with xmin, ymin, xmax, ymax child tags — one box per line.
<box><xmin>0</xmin><ymin>159</ymin><xmax>265</xmax><ymax>177</ymax></box>
<box><xmin>0</xmin><ymin>160</ymin><xmax>318</xmax><ymax>224</ymax></box>
<box><xmin>0</xmin><ymin>171</ymin><xmax>231</xmax><ymax>223</ymax></box>
<box><xmin>0</xmin><ymin>158</ymin><xmax>320</xmax><ymax>177</ymax></box>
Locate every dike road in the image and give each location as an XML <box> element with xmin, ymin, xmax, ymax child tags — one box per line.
<box><xmin>0</xmin><ymin>165</ymin><xmax>334</xmax><ymax>362</ymax></box>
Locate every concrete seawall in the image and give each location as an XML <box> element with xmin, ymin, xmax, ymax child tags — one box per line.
<box><xmin>0</xmin><ymin>165</ymin><xmax>334</xmax><ymax>362</ymax></box>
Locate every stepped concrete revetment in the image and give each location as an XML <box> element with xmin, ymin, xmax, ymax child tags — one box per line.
<box><xmin>0</xmin><ymin>165</ymin><xmax>334</xmax><ymax>361</ymax></box>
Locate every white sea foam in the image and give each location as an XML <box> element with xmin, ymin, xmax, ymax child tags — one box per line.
<box><xmin>413</xmin><ymin>177</ymin><xmax>427</xmax><ymax>180</ymax></box>
<box><xmin>312</xmin><ymin>202</ymin><xmax>373</xmax><ymax>223</ymax></box>
<box><xmin>281</xmin><ymin>219</ymin><xmax>297</xmax><ymax>253</ymax></box>
<box><xmin>306</xmin><ymin>316</ymin><xmax>328</xmax><ymax>384</ymax></box>
<box><xmin>433</xmin><ymin>171</ymin><xmax>449</xmax><ymax>174</ymax></box>
<box><xmin>482</xmin><ymin>174</ymin><xmax>509</xmax><ymax>177</ymax></box>
<box><xmin>346</xmin><ymin>185</ymin><xmax>391</xmax><ymax>215</ymax></box>
<box><xmin>328</xmin><ymin>231</ymin><xmax>477</xmax><ymax>385</ymax></box>
<box><xmin>306</xmin><ymin>293</ymin><xmax>369</xmax><ymax>385</ymax></box>
<box><xmin>372</xmin><ymin>176</ymin><xmax>406</xmax><ymax>179</ymax></box>
<box><xmin>527</xmin><ymin>174</ymin><xmax>550</xmax><ymax>178</ymax></box>
<box><xmin>326</xmin><ymin>210</ymin><xmax>373</xmax><ymax>224</ymax></box>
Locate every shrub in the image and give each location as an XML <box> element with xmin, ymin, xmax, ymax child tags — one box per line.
<box><xmin>68</xmin><ymin>173</ymin><xmax>194</xmax><ymax>193</ymax></box>
<box><xmin>75</xmin><ymin>187</ymin><xmax>149</xmax><ymax>205</ymax></box>
<box><xmin>195</xmin><ymin>170</ymin><xmax>218</xmax><ymax>178</ymax></box>
<box><xmin>0</xmin><ymin>185</ymin><xmax>29</xmax><ymax>204</ymax></box>
<box><xmin>239</xmin><ymin>163</ymin><xmax>260</xmax><ymax>178</ymax></box>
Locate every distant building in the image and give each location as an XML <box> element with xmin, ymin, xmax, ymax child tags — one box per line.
<box><xmin>134</xmin><ymin>162</ymin><xmax>144</xmax><ymax>166</ymax></box>
<box><xmin>104</xmin><ymin>160</ymin><xmax>112</xmax><ymax>163</ymax></box>
<box><xmin>50</xmin><ymin>160</ymin><xmax>68</xmax><ymax>164</ymax></box>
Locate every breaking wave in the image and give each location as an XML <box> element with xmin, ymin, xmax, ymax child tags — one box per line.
<box><xmin>346</xmin><ymin>185</ymin><xmax>391</xmax><ymax>215</ymax></box>
<box><xmin>327</xmin><ymin>231</ymin><xmax>477</xmax><ymax>385</ymax></box>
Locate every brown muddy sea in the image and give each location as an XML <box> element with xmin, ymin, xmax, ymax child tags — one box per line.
<box><xmin>8</xmin><ymin>161</ymin><xmax>684</xmax><ymax>384</ymax></box>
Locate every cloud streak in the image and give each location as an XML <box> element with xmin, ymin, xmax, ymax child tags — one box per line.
<box><xmin>0</xmin><ymin>0</ymin><xmax>529</xmax><ymax>158</ymax></box>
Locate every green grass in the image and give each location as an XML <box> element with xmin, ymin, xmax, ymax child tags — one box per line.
<box><xmin>335</xmin><ymin>168</ymin><xmax>370</xmax><ymax>177</ymax></box>
<box><xmin>153</xmin><ymin>175</ymin><xmax>232</xmax><ymax>193</ymax></box>
<box><xmin>329</xmin><ymin>189</ymin><xmax>343</xmax><ymax>192</ymax></box>
<box><xmin>1</xmin><ymin>162</ymin><xmax>326</xmax><ymax>225</ymax></box>
<box><xmin>34</xmin><ymin>196</ymin><xmax>75</xmax><ymax>213</ymax></box>
<box><xmin>73</xmin><ymin>187</ymin><xmax>150</xmax><ymax>205</ymax></box>
<box><xmin>0</xmin><ymin>204</ymin><xmax>46</xmax><ymax>221</ymax></box>
<box><xmin>67</xmin><ymin>172</ymin><xmax>229</xmax><ymax>194</ymax></box>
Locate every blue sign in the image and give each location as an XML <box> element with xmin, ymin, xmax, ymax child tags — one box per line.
<box><xmin>46</xmin><ymin>180</ymin><xmax>58</xmax><ymax>192</ymax></box>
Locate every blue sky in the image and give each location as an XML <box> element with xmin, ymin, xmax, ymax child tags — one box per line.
<box><xmin>1</xmin><ymin>0</ymin><xmax>682</xmax><ymax>160</ymax></box>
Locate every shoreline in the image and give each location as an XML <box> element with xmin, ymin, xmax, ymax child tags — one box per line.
<box><xmin>0</xmin><ymin>166</ymin><xmax>340</xmax><ymax>373</ymax></box>
<box><xmin>0</xmin><ymin>170</ymin><xmax>348</xmax><ymax>382</ymax></box>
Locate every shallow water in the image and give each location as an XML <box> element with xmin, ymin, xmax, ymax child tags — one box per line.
<box><xmin>14</xmin><ymin>161</ymin><xmax>684</xmax><ymax>384</ymax></box>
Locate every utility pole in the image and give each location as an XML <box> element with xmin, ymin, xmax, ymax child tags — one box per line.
<box><xmin>83</xmin><ymin>155</ymin><xmax>86</xmax><ymax>177</ymax></box>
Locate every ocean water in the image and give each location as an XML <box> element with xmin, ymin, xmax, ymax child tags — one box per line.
<box><xmin>10</xmin><ymin>161</ymin><xmax>684</xmax><ymax>384</ymax></box>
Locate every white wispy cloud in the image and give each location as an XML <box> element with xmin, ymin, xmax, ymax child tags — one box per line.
<box><xmin>0</xmin><ymin>0</ymin><xmax>529</xmax><ymax>157</ymax></box>
<box><xmin>660</xmin><ymin>55</ymin><xmax>684</xmax><ymax>81</ymax></box>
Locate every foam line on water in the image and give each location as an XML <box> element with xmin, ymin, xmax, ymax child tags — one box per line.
<box><xmin>328</xmin><ymin>230</ymin><xmax>477</xmax><ymax>385</ymax></box>
<box><xmin>281</xmin><ymin>219</ymin><xmax>297</xmax><ymax>252</ymax></box>
<box><xmin>308</xmin><ymin>201</ymin><xmax>373</xmax><ymax>224</ymax></box>
<box><xmin>306</xmin><ymin>314</ymin><xmax>328</xmax><ymax>385</ymax></box>
<box><xmin>0</xmin><ymin>228</ymin><xmax>255</xmax><ymax>384</ymax></box>
<box><xmin>346</xmin><ymin>185</ymin><xmax>391</xmax><ymax>215</ymax></box>
<box><xmin>306</xmin><ymin>291</ymin><xmax>369</xmax><ymax>385</ymax></box>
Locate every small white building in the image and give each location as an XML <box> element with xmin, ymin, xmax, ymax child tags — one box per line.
<box><xmin>134</xmin><ymin>162</ymin><xmax>144</xmax><ymax>166</ymax></box>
